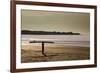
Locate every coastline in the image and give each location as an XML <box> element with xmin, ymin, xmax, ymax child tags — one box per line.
<box><xmin>21</xmin><ymin>45</ymin><xmax>90</xmax><ymax>63</ymax></box>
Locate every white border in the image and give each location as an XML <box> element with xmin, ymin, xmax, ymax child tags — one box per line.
<box><xmin>16</xmin><ymin>5</ymin><xmax>95</xmax><ymax>69</ymax></box>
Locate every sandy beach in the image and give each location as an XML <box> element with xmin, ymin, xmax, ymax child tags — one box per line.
<box><xmin>21</xmin><ymin>45</ymin><xmax>90</xmax><ymax>63</ymax></box>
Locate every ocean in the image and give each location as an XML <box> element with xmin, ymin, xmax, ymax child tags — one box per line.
<box><xmin>21</xmin><ymin>34</ymin><xmax>90</xmax><ymax>47</ymax></box>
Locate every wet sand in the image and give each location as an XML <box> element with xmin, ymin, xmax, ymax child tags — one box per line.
<box><xmin>21</xmin><ymin>45</ymin><xmax>90</xmax><ymax>63</ymax></box>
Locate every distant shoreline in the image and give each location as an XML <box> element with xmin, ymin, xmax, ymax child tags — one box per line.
<box><xmin>22</xmin><ymin>30</ymin><xmax>80</xmax><ymax>35</ymax></box>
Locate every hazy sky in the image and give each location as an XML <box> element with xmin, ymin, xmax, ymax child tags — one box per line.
<box><xmin>21</xmin><ymin>10</ymin><xmax>90</xmax><ymax>34</ymax></box>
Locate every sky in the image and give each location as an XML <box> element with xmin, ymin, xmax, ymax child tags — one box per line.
<box><xmin>21</xmin><ymin>10</ymin><xmax>90</xmax><ymax>34</ymax></box>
